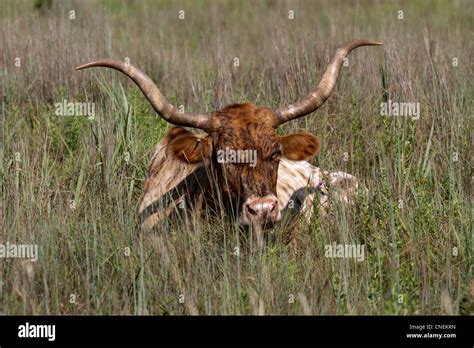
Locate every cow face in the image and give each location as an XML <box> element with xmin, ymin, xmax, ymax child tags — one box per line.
<box><xmin>168</xmin><ymin>103</ymin><xmax>320</xmax><ymax>225</ymax></box>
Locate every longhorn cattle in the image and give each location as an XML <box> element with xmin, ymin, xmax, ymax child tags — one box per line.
<box><xmin>76</xmin><ymin>39</ymin><xmax>381</xmax><ymax>244</ymax></box>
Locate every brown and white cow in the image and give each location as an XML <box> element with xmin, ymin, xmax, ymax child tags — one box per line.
<box><xmin>137</xmin><ymin>125</ymin><xmax>361</xmax><ymax>230</ymax></box>
<box><xmin>76</xmin><ymin>39</ymin><xmax>381</xmax><ymax>243</ymax></box>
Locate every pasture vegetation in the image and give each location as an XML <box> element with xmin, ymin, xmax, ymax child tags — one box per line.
<box><xmin>1</xmin><ymin>0</ymin><xmax>472</xmax><ymax>315</ymax></box>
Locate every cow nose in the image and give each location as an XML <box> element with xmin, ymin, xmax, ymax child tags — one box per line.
<box><xmin>244</xmin><ymin>197</ymin><xmax>278</xmax><ymax>222</ymax></box>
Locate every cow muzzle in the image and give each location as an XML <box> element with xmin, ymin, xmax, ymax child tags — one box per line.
<box><xmin>241</xmin><ymin>195</ymin><xmax>280</xmax><ymax>225</ymax></box>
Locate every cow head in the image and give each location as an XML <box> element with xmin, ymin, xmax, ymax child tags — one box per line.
<box><xmin>166</xmin><ymin>104</ymin><xmax>320</xmax><ymax>225</ymax></box>
<box><xmin>76</xmin><ymin>39</ymin><xmax>382</xmax><ymax>227</ymax></box>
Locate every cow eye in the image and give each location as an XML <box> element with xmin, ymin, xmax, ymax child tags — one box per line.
<box><xmin>270</xmin><ymin>150</ymin><xmax>281</xmax><ymax>162</ymax></box>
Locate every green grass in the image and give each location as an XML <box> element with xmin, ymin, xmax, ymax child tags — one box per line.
<box><xmin>1</xmin><ymin>0</ymin><xmax>472</xmax><ymax>315</ymax></box>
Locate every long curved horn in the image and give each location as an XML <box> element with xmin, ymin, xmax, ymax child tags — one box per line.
<box><xmin>273</xmin><ymin>39</ymin><xmax>383</xmax><ymax>125</ymax></box>
<box><xmin>76</xmin><ymin>59</ymin><xmax>210</xmax><ymax>130</ymax></box>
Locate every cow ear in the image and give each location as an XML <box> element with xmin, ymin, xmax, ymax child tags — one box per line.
<box><xmin>279</xmin><ymin>133</ymin><xmax>320</xmax><ymax>161</ymax></box>
<box><xmin>168</xmin><ymin>128</ymin><xmax>213</xmax><ymax>164</ymax></box>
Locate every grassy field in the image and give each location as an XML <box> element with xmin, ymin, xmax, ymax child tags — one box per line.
<box><xmin>1</xmin><ymin>0</ymin><xmax>472</xmax><ymax>315</ymax></box>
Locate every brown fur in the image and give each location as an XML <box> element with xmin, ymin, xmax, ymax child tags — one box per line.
<box><xmin>167</xmin><ymin>128</ymin><xmax>212</xmax><ymax>163</ymax></box>
<box><xmin>280</xmin><ymin>133</ymin><xmax>320</xmax><ymax>161</ymax></box>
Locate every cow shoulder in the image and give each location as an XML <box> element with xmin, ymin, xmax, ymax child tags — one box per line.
<box><xmin>277</xmin><ymin>158</ymin><xmax>323</xmax><ymax>220</ymax></box>
<box><xmin>277</xmin><ymin>159</ymin><xmax>363</xmax><ymax>221</ymax></box>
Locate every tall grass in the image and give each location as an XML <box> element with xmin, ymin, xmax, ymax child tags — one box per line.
<box><xmin>1</xmin><ymin>0</ymin><xmax>472</xmax><ymax>314</ymax></box>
